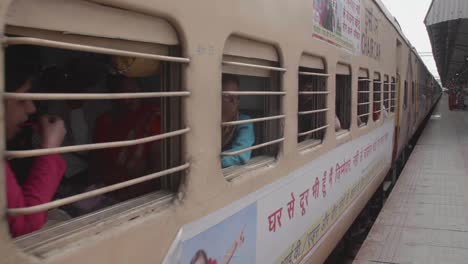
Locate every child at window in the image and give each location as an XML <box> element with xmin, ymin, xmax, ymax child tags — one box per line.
<box><xmin>5</xmin><ymin>45</ymin><xmax>67</xmax><ymax>237</ymax></box>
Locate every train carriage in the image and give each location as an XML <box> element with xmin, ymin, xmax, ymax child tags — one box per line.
<box><xmin>0</xmin><ymin>0</ymin><xmax>441</xmax><ymax>263</ymax></box>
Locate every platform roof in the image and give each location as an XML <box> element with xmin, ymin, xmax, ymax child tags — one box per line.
<box><xmin>425</xmin><ymin>0</ymin><xmax>468</xmax><ymax>87</ymax></box>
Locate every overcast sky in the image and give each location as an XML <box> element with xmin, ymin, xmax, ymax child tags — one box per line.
<box><xmin>380</xmin><ymin>0</ymin><xmax>439</xmax><ymax>80</ymax></box>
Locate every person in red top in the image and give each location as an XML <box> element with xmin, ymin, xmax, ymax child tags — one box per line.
<box><xmin>4</xmin><ymin>45</ymin><xmax>67</xmax><ymax>237</ymax></box>
<box><xmin>91</xmin><ymin>76</ymin><xmax>161</xmax><ymax>200</ymax></box>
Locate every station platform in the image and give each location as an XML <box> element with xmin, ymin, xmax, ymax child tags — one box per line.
<box><xmin>354</xmin><ymin>97</ymin><xmax>468</xmax><ymax>264</ymax></box>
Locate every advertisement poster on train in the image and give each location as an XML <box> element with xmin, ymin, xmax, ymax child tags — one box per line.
<box><xmin>361</xmin><ymin>5</ymin><xmax>382</xmax><ymax>60</ymax></box>
<box><xmin>256</xmin><ymin>119</ymin><xmax>393</xmax><ymax>263</ymax></box>
<box><xmin>164</xmin><ymin>119</ymin><xmax>394</xmax><ymax>264</ymax></box>
<box><xmin>313</xmin><ymin>0</ymin><xmax>361</xmax><ymax>54</ymax></box>
<box><xmin>178</xmin><ymin>203</ymin><xmax>257</xmax><ymax>264</ymax></box>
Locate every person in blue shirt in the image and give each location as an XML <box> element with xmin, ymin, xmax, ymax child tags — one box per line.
<box><xmin>221</xmin><ymin>75</ymin><xmax>255</xmax><ymax>168</ymax></box>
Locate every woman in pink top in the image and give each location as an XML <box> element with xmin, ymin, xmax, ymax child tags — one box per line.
<box><xmin>5</xmin><ymin>45</ymin><xmax>66</xmax><ymax>237</ymax></box>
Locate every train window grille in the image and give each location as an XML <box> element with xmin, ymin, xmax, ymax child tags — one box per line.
<box><xmin>383</xmin><ymin>75</ymin><xmax>390</xmax><ymax>112</ymax></box>
<box><xmin>221</xmin><ymin>40</ymin><xmax>285</xmax><ymax>177</ymax></box>
<box><xmin>390</xmin><ymin>77</ymin><xmax>396</xmax><ymax>113</ymax></box>
<box><xmin>373</xmin><ymin>73</ymin><xmax>382</xmax><ymax>121</ymax></box>
<box><xmin>357</xmin><ymin>69</ymin><xmax>371</xmax><ymax>126</ymax></box>
<box><xmin>335</xmin><ymin>64</ymin><xmax>351</xmax><ymax>132</ymax></box>
<box><xmin>298</xmin><ymin>67</ymin><xmax>329</xmax><ymax>145</ymax></box>
<box><xmin>404</xmin><ymin>80</ymin><xmax>408</xmax><ymax>110</ymax></box>
<box><xmin>3</xmin><ymin>36</ymin><xmax>190</xmax><ymax>235</ymax></box>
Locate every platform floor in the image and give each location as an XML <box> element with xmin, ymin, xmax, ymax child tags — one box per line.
<box><xmin>354</xmin><ymin>97</ymin><xmax>468</xmax><ymax>264</ymax></box>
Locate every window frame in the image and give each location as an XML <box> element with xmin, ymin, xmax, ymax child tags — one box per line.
<box><xmin>335</xmin><ymin>63</ymin><xmax>352</xmax><ymax>133</ymax></box>
<box><xmin>220</xmin><ymin>36</ymin><xmax>285</xmax><ymax>179</ymax></box>
<box><xmin>390</xmin><ymin>76</ymin><xmax>396</xmax><ymax>113</ymax></box>
<box><xmin>3</xmin><ymin>17</ymin><xmax>190</xmax><ymax>250</ymax></box>
<box><xmin>297</xmin><ymin>55</ymin><xmax>329</xmax><ymax>149</ymax></box>
<box><xmin>372</xmin><ymin>72</ymin><xmax>382</xmax><ymax>121</ymax></box>
<box><xmin>357</xmin><ymin>68</ymin><xmax>371</xmax><ymax>127</ymax></box>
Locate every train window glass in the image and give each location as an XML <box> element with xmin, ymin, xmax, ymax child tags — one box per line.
<box><xmin>4</xmin><ymin>1</ymin><xmax>188</xmax><ymax>248</ymax></box>
<box><xmin>357</xmin><ymin>68</ymin><xmax>370</xmax><ymax>126</ymax></box>
<box><xmin>221</xmin><ymin>35</ymin><xmax>284</xmax><ymax>177</ymax></box>
<box><xmin>411</xmin><ymin>81</ymin><xmax>415</xmax><ymax>105</ymax></box>
<box><xmin>404</xmin><ymin>80</ymin><xmax>408</xmax><ymax>110</ymax></box>
<box><xmin>373</xmin><ymin>72</ymin><xmax>382</xmax><ymax>121</ymax></box>
<box><xmin>390</xmin><ymin>76</ymin><xmax>396</xmax><ymax>113</ymax></box>
<box><xmin>383</xmin><ymin>75</ymin><xmax>390</xmax><ymax>112</ymax></box>
<box><xmin>298</xmin><ymin>55</ymin><xmax>328</xmax><ymax>146</ymax></box>
<box><xmin>335</xmin><ymin>63</ymin><xmax>351</xmax><ymax>132</ymax></box>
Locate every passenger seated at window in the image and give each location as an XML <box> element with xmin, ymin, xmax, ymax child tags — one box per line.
<box><xmin>298</xmin><ymin>78</ymin><xmax>319</xmax><ymax>141</ymax></box>
<box><xmin>4</xmin><ymin>45</ymin><xmax>67</xmax><ymax>237</ymax></box>
<box><xmin>335</xmin><ymin>115</ymin><xmax>341</xmax><ymax>131</ymax></box>
<box><xmin>221</xmin><ymin>74</ymin><xmax>255</xmax><ymax>168</ymax></box>
<box><xmin>91</xmin><ymin>76</ymin><xmax>161</xmax><ymax>200</ymax></box>
<box><xmin>42</xmin><ymin>58</ymin><xmax>106</xmax><ymax>180</ymax></box>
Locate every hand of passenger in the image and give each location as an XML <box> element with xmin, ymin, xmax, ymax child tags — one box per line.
<box><xmin>40</xmin><ymin>115</ymin><xmax>66</xmax><ymax>149</ymax></box>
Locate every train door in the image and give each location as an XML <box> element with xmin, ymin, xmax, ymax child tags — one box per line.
<box><xmin>405</xmin><ymin>55</ymin><xmax>413</xmax><ymax>140</ymax></box>
<box><xmin>392</xmin><ymin>39</ymin><xmax>403</xmax><ymax>161</ymax></box>
<box><xmin>392</xmin><ymin>73</ymin><xmax>401</xmax><ymax>161</ymax></box>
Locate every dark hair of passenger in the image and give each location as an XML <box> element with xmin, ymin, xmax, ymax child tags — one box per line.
<box><xmin>5</xmin><ymin>45</ymin><xmax>40</xmax><ymax>92</ymax></box>
<box><xmin>190</xmin><ymin>250</ymin><xmax>208</xmax><ymax>264</ymax></box>
<box><xmin>222</xmin><ymin>74</ymin><xmax>240</xmax><ymax>88</ymax></box>
<box><xmin>107</xmin><ymin>74</ymin><xmax>126</xmax><ymax>93</ymax></box>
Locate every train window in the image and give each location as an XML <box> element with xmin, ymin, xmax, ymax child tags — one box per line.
<box><xmin>298</xmin><ymin>55</ymin><xmax>329</xmax><ymax>146</ymax></box>
<box><xmin>383</xmin><ymin>75</ymin><xmax>390</xmax><ymax>112</ymax></box>
<box><xmin>390</xmin><ymin>77</ymin><xmax>396</xmax><ymax>113</ymax></box>
<box><xmin>221</xmin><ymin>35</ymin><xmax>285</xmax><ymax>176</ymax></box>
<box><xmin>357</xmin><ymin>68</ymin><xmax>371</xmax><ymax>126</ymax></box>
<box><xmin>335</xmin><ymin>63</ymin><xmax>351</xmax><ymax>132</ymax></box>
<box><xmin>404</xmin><ymin>80</ymin><xmax>408</xmax><ymax>110</ymax></box>
<box><xmin>4</xmin><ymin>0</ymin><xmax>189</xmax><ymax>245</ymax></box>
<box><xmin>411</xmin><ymin>81</ymin><xmax>415</xmax><ymax>105</ymax></box>
<box><xmin>373</xmin><ymin>72</ymin><xmax>382</xmax><ymax>121</ymax></box>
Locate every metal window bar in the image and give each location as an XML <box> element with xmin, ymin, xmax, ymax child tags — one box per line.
<box><xmin>222</xmin><ymin>62</ymin><xmax>284</xmax><ymax>159</ymax></box>
<box><xmin>390</xmin><ymin>81</ymin><xmax>396</xmax><ymax>111</ymax></box>
<box><xmin>390</xmin><ymin>82</ymin><xmax>396</xmax><ymax>112</ymax></box>
<box><xmin>383</xmin><ymin>80</ymin><xmax>390</xmax><ymax>110</ymax></box>
<box><xmin>5</xmin><ymin>37</ymin><xmax>190</xmax><ymax>63</ymax></box>
<box><xmin>298</xmin><ymin>69</ymin><xmax>328</xmax><ymax>142</ymax></box>
<box><xmin>298</xmin><ymin>124</ymin><xmax>329</xmax><ymax>137</ymax></box>
<box><xmin>6</xmin><ymin>128</ymin><xmax>190</xmax><ymax>159</ymax></box>
<box><xmin>222</xmin><ymin>91</ymin><xmax>286</xmax><ymax>96</ymax></box>
<box><xmin>222</xmin><ymin>115</ymin><xmax>284</xmax><ymax>126</ymax></box>
<box><xmin>298</xmin><ymin>91</ymin><xmax>330</xmax><ymax>95</ymax></box>
<box><xmin>373</xmin><ymin>80</ymin><xmax>382</xmax><ymax>120</ymax></box>
<box><xmin>7</xmin><ymin>163</ymin><xmax>190</xmax><ymax>216</ymax></box>
<box><xmin>221</xmin><ymin>138</ymin><xmax>284</xmax><ymax>156</ymax></box>
<box><xmin>298</xmin><ymin>108</ymin><xmax>329</xmax><ymax>115</ymax></box>
<box><xmin>222</xmin><ymin>61</ymin><xmax>286</xmax><ymax>72</ymax></box>
<box><xmin>4</xmin><ymin>36</ymin><xmax>191</xmax><ymax>217</ymax></box>
<box><xmin>298</xmin><ymin>71</ymin><xmax>331</xmax><ymax>77</ymax></box>
<box><xmin>4</xmin><ymin>92</ymin><xmax>190</xmax><ymax>100</ymax></box>
<box><xmin>358</xmin><ymin>76</ymin><xmax>370</xmax><ymax>124</ymax></box>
